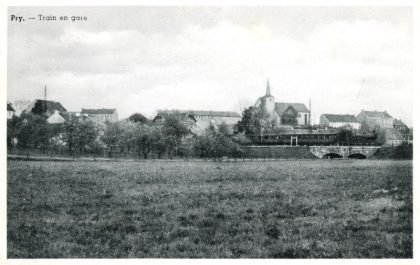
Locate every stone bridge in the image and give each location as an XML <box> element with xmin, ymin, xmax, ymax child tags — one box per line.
<box><xmin>309</xmin><ymin>146</ymin><xmax>380</xmax><ymax>159</ymax></box>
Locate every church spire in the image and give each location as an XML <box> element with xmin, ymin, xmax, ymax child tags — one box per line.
<box><xmin>266</xmin><ymin>79</ymin><xmax>271</xmax><ymax>96</ymax></box>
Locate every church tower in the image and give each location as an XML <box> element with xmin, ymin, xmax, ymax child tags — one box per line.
<box><xmin>262</xmin><ymin>79</ymin><xmax>275</xmax><ymax>115</ymax></box>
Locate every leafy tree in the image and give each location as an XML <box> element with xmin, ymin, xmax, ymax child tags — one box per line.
<box><xmin>161</xmin><ymin>112</ymin><xmax>191</xmax><ymax>158</ymax></box>
<box><xmin>217</xmin><ymin>122</ymin><xmax>230</xmax><ymax>137</ymax></box>
<box><xmin>237</xmin><ymin>106</ymin><xmax>262</xmax><ymax>137</ymax></box>
<box><xmin>152</xmin><ymin>125</ymin><xmax>166</xmax><ymax>159</ymax></box>
<box><xmin>374</xmin><ymin>126</ymin><xmax>386</xmax><ymax>145</ymax></box>
<box><xmin>193</xmin><ymin>130</ymin><xmax>214</xmax><ymax>158</ymax></box>
<box><xmin>7</xmin><ymin>115</ymin><xmax>21</xmax><ymax>148</ymax></box>
<box><xmin>133</xmin><ymin>124</ymin><xmax>159</xmax><ymax>159</ymax></box>
<box><xmin>128</xmin><ymin>113</ymin><xmax>149</xmax><ymax>124</ymax></box>
<box><xmin>118</xmin><ymin>121</ymin><xmax>137</xmax><ymax>153</ymax></box>
<box><xmin>193</xmin><ymin>125</ymin><xmax>243</xmax><ymax>159</ymax></box>
<box><xmin>63</xmin><ymin>119</ymin><xmax>98</xmax><ymax>155</ymax></box>
<box><xmin>179</xmin><ymin>135</ymin><xmax>195</xmax><ymax>158</ymax></box>
<box><xmin>13</xmin><ymin>114</ymin><xmax>50</xmax><ymax>150</ymax></box>
<box><xmin>101</xmin><ymin>121</ymin><xmax>124</xmax><ymax>157</ymax></box>
<box><xmin>231</xmin><ymin>132</ymin><xmax>251</xmax><ymax>146</ymax></box>
<box><xmin>360</xmin><ymin>121</ymin><xmax>371</xmax><ymax>133</ymax></box>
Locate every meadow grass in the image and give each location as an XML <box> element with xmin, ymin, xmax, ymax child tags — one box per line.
<box><xmin>7</xmin><ymin>159</ymin><xmax>412</xmax><ymax>258</ymax></box>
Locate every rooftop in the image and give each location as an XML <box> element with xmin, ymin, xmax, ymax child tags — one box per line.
<box><xmin>360</xmin><ymin>110</ymin><xmax>392</xmax><ymax>119</ymax></box>
<box><xmin>393</xmin><ymin>119</ymin><xmax>407</xmax><ymax>127</ymax></box>
<box><xmin>81</xmin><ymin>108</ymin><xmax>116</xmax><ymax>115</ymax></box>
<box><xmin>275</xmin><ymin>103</ymin><xmax>310</xmax><ymax>114</ymax></box>
<box><xmin>156</xmin><ymin>110</ymin><xmax>241</xmax><ymax>118</ymax></box>
<box><xmin>26</xmin><ymin>99</ymin><xmax>67</xmax><ymax>114</ymax></box>
<box><xmin>322</xmin><ymin>114</ymin><xmax>359</xmax><ymax>123</ymax></box>
<box><xmin>384</xmin><ymin>128</ymin><xmax>404</xmax><ymax>141</ymax></box>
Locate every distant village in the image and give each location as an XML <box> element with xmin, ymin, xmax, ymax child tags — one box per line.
<box><xmin>7</xmin><ymin>81</ymin><xmax>413</xmax><ymax>149</ymax></box>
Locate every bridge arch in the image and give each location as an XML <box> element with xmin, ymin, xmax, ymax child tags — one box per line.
<box><xmin>322</xmin><ymin>153</ymin><xmax>343</xmax><ymax>159</ymax></box>
<box><xmin>347</xmin><ymin>153</ymin><xmax>367</xmax><ymax>159</ymax></box>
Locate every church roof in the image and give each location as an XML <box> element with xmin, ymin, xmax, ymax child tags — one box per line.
<box><xmin>393</xmin><ymin>119</ymin><xmax>407</xmax><ymax>127</ymax></box>
<box><xmin>156</xmin><ymin>110</ymin><xmax>241</xmax><ymax>118</ymax></box>
<box><xmin>359</xmin><ymin>110</ymin><xmax>392</xmax><ymax>119</ymax></box>
<box><xmin>321</xmin><ymin>114</ymin><xmax>359</xmax><ymax>123</ymax></box>
<box><xmin>274</xmin><ymin>103</ymin><xmax>309</xmax><ymax>115</ymax></box>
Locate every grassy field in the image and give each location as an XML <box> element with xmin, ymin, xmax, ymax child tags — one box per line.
<box><xmin>7</xmin><ymin>159</ymin><xmax>412</xmax><ymax>258</ymax></box>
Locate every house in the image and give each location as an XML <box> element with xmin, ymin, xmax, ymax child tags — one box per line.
<box><xmin>254</xmin><ymin>81</ymin><xmax>310</xmax><ymax>127</ymax></box>
<box><xmin>60</xmin><ymin>111</ymin><xmax>83</xmax><ymax>122</ymax></box>
<box><xmin>153</xmin><ymin>109</ymin><xmax>242</xmax><ymax>135</ymax></box>
<box><xmin>274</xmin><ymin>103</ymin><xmax>310</xmax><ymax>126</ymax></box>
<box><xmin>81</xmin><ymin>108</ymin><xmax>118</xmax><ymax>123</ymax></box>
<box><xmin>22</xmin><ymin>99</ymin><xmax>67</xmax><ymax>117</ymax></box>
<box><xmin>44</xmin><ymin>110</ymin><xmax>88</xmax><ymax>124</ymax></box>
<box><xmin>319</xmin><ymin>114</ymin><xmax>360</xmax><ymax>130</ymax></box>
<box><xmin>393</xmin><ymin>119</ymin><xmax>409</xmax><ymax>133</ymax></box>
<box><xmin>357</xmin><ymin>110</ymin><xmax>393</xmax><ymax>129</ymax></box>
<box><xmin>7</xmin><ymin>103</ymin><xmax>15</xmax><ymax>119</ymax></box>
<box><xmin>400</xmin><ymin>127</ymin><xmax>413</xmax><ymax>145</ymax></box>
<box><xmin>153</xmin><ymin>110</ymin><xmax>197</xmax><ymax>128</ymax></box>
<box><xmin>46</xmin><ymin>110</ymin><xmax>66</xmax><ymax>124</ymax></box>
<box><xmin>383</xmin><ymin>128</ymin><xmax>404</xmax><ymax>147</ymax></box>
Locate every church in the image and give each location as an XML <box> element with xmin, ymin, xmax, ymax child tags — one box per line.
<box><xmin>254</xmin><ymin>81</ymin><xmax>311</xmax><ymax>127</ymax></box>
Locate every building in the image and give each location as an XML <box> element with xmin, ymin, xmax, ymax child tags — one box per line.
<box><xmin>60</xmin><ymin>111</ymin><xmax>83</xmax><ymax>122</ymax></box>
<box><xmin>81</xmin><ymin>108</ymin><xmax>118</xmax><ymax>123</ymax></box>
<box><xmin>383</xmin><ymin>128</ymin><xmax>404</xmax><ymax>147</ymax></box>
<box><xmin>153</xmin><ymin>110</ymin><xmax>242</xmax><ymax>135</ymax></box>
<box><xmin>43</xmin><ymin>110</ymin><xmax>86</xmax><ymax>124</ymax></box>
<box><xmin>22</xmin><ymin>99</ymin><xmax>67</xmax><ymax>117</ymax></box>
<box><xmin>46</xmin><ymin>110</ymin><xmax>66</xmax><ymax>124</ymax></box>
<box><xmin>357</xmin><ymin>110</ymin><xmax>393</xmax><ymax>129</ymax></box>
<box><xmin>254</xmin><ymin>81</ymin><xmax>310</xmax><ymax>127</ymax></box>
<box><xmin>319</xmin><ymin>114</ymin><xmax>361</xmax><ymax>130</ymax></box>
<box><xmin>7</xmin><ymin>103</ymin><xmax>15</xmax><ymax>119</ymax></box>
<box><xmin>401</xmin><ymin>128</ymin><xmax>413</xmax><ymax>144</ymax></box>
<box><xmin>393</xmin><ymin>119</ymin><xmax>409</xmax><ymax>133</ymax></box>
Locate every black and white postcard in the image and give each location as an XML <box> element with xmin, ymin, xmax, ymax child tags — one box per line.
<box><xmin>1</xmin><ymin>0</ymin><xmax>417</xmax><ymax>263</ymax></box>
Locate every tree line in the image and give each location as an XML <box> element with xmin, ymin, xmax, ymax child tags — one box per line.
<box><xmin>7</xmin><ymin>112</ymin><xmax>251</xmax><ymax>159</ymax></box>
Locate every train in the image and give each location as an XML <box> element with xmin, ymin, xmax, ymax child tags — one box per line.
<box><xmin>247</xmin><ymin>128</ymin><xmax>377</xmax><ymax>146</ymax></box>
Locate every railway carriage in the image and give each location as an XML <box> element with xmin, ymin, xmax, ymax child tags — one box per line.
<box><xmin>248</xmin><ymin>129</ymin><xmax>376</xmax><ymax>146</ymax></box>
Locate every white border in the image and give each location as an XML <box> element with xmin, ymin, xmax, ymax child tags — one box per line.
<box><xmin>1</xmin><ymin>0</ymin><xmax>418</xmax><ymax>264</ymax></box>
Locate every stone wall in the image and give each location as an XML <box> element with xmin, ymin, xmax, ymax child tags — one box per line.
<box><xmin>241</xmin><ymin>145</ymin><xmax>317</xmax><ymax>159</ymax></box>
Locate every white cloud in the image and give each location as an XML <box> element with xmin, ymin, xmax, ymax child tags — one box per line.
<box><xmin>7</xmin><ymin>9</ymin><xmax>412</xmax><ymax>126</ymax></box>
<box><xmin>59</xmin><ymin>28</ymin><xmax>135</xmax><ymax>46</ymax></box>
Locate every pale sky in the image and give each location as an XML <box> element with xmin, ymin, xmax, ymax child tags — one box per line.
<box><xmin>7</xmin><ymin>6</ymin><xmax>413</xmax><ymax>125</ymax></box>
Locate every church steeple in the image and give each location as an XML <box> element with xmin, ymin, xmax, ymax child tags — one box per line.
<box><xmin>266</xmin><ymin>79</ymin><xmax>271</xmax><ymax>96</ymax></box>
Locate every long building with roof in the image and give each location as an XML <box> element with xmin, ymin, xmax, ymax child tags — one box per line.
<box><xmin>357</xmin><ymin>110</ymin><xmax>393</xmax><ymax>129</ymax></box>
<box><xmin>81</xmin><ymin>108</ymin><xmax>118</xmax><ymax>124</ymax></box>
<box><xmin>153</xmin><ymin>109</ymin><xmax>241</xmax><ymax>135</ymax></box>
<box><xmin>319</xmin><ymin>114</ymin><xmax>361</xmax><ymax>130</ymax></box>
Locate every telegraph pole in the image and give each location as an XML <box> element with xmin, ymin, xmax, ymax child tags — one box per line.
<box><xmin>44</xmin><ymin>84</ymin><xmax>47</xmax><ymax>112</ymax></box>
